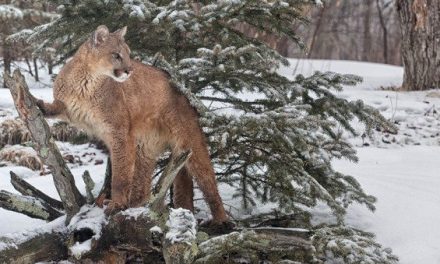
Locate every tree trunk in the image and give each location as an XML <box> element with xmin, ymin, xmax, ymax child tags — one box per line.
<box><xmin>33</xmin><ymin>58</ymin><xmax>39</xmax><ymax>82</ymax></box>
<box><xmin>376</xmin><ymin>0</ymin><xmax>389</xmax><ymax>64</ymax></box>
<box><xmin>48</xmin><ymin>59</ymin><xmax>53</xmax><ymax>75</ymax></box>
<box><xmin>363</xmin><ymin>0</ymin><xmax>373</xmax><ymax>61</ymax></box>
<box><xmin>397</xmin><ymin>0</ymin><xmax>440</xmax><ymax>90</ymax></box>
<box><xmin>308</xmin><ymin>5</ymin><xmax>327</xmax><ymax>59</ymax></box>
<box><xmin>3</xmin><ymin>41</ymin><xmax>12</xmax><ymax>88</ymax></box>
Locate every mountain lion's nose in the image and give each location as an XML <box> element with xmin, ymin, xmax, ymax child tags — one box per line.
<box><xmin>124</xmin><ymin>67</ymin><xmax>133</xmax><ymax>75</ymax></box>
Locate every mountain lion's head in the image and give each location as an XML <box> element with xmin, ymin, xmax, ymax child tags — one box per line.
<box><xmin>88</xmin><ymin>25</ymin><xmax>133</xmax><ymax>82</ymax></box>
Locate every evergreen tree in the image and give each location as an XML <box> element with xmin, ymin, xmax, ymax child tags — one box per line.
<box><xmin>11</xmin><ymin>0</ymin><xmax>398</xmax><ymax>262</ymax></box>
<box><xmin>1</xmin><ymin>0</ymin><xmax>57</xmax><ymax>83</ymax></box>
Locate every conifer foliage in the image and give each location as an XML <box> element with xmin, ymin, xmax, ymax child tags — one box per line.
<box><xmin>13</xmin><ymin>0</ymin><xmax>397</xmax><ymax>262</ymax></box>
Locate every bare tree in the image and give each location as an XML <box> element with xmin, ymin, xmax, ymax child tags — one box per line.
<box><xmin>363</xmin><ymin>0</ymin><xmax>373</xmax><ymax>61</ymax></box>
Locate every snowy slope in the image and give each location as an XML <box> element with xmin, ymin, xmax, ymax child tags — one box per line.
<box><xmin>335</xmin><ymin>147</ymin><xmax>440</xmax><ymax>264</ymax></box>
<box><xmin>1</xmin><ymin>59</ymin><xmax>440</xmax><ymax>264</ymax></box>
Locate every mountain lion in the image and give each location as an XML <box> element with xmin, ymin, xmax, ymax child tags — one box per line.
<box><xmin>34</xmin><ymin>25</ymin><xmax>228</xmax><ymax>223</ymax></box>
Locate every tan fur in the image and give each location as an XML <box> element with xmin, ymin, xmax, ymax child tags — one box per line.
<box><xmin>37</xmin><ymin>25</ymin><xmax>228</xmax><ymax>222</ymax></box>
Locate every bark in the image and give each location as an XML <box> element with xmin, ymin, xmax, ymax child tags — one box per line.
<box><xmin>397</xmin><ymin>0</ymin><xmax>440</xmax><ymax>90</ymax></box>
<box><xmin>4</xmin><ymin>70</ymin><xmax>85</xmax><ymax>222</ymax></box>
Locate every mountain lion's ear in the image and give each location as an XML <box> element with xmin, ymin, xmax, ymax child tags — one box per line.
<box><xmin>114</xmin><ymin>26</ymin><xmax>127</xmax><ymax>39</ymax></box>
<box><xmin>92</xmin><ymin>25</ymin><xmax>109</xmax><ymax>47</ymax></box>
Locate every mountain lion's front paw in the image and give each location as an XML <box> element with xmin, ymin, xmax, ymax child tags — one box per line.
<box><xmin>103</xmin><ymin>199</ymin><xmax>127</xmax><ymax>215</ymax></box>
<box><xmin>199</xmin><ymin>219</ymin><xmax>236</xmax><ymax>236</ymax></box>
<box><xmin>95</xmin><ymin>193</ymin><xmax>108</xmax><ymax>208</ymax></box>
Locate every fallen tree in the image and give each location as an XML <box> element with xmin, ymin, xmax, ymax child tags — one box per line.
<box><xmin>0</xmin><ymin>70</ymin><xmax>316</xmax><ymax>263</ymax></box>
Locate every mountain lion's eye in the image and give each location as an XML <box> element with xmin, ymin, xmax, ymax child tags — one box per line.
<box><xmin>112</xmin><ymin>53</ymin><xmax>121</xmax><ymax>60</ymax></box>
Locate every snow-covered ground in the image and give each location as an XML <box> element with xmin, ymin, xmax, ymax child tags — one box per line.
<box><xmin>336</xmin><ymin>147</ymin><xmax>440</xmax><ymax>264</ymax></box>
<box><xmin>1</xmin><ymin>59</ymin><xmax>440</xmax><ymax>263</ymax></box>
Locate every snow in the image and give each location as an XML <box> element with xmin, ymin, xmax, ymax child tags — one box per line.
<box><xmin>68</xmin><ymin>206</ymin><xmax>107</xmax><ymax>236</ymax></box>
<box><xmin>69</xmin><ymin>239</ymin><xmax>92</xmax><ymax>259</ymax></box>
<box><xmin>68</xmin><ymin>205</ymin><xmax>107</xmax><ymax>258</ymax></box>
<box><xmin>150</xmin><ymin>225</ymin><xmax>163</xmax><ymax>233</ymax></box>
<box><xmin>1</xmin><ymin>58</ymin><xmax>440</xmax><ymax>263</ymax></box>
<box><xmin>0</xmin><ymin>5</ymin><xmax>23</xmax><ymax>20</ymax></box>
<box><xmin>165</xmin><ymin>208</ymin><xmax>196</xmax><ymax>245</ymax></box>
<box><xmin>250</xmin><ymin>226</ymin><xmax>309</xmax><ymax>233</ymax></box>
<box><xmin>334</xmin><ymin>147</ymin><xmax>440</xmax><ymax>264</ymax></box>
<box><xmin>120</xmin><ymin>206</ymin><xmax>149</xmax><ymax>220</ymax></box>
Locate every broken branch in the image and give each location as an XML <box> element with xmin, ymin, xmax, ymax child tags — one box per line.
<box><xmin>150</xmin><ymin>150</ymin><xmax>192</xmax><ymax>214</ymax></box>
<box><xmin>10</xmin><ymin>171</ymin><xmax>64</xmax><ymax>211</ymax></box>
<box><xmin>95</xmin><ymin>157</ymin><xmax>111</xmax><ymax>206</ymax></box>
<box><xmin>82</xmin><ymin>170</ymin><xmax>95</xmax><ymax>204</ymax></box>
<box><xmin>4</xmin><ymin>70</ymin><xmax>85</xmax><ymax>222</ymax></box>
<box><xmin>0</xmin><ymin>190</ymin><xmax>63</xmax><ymax>221</ymax></box>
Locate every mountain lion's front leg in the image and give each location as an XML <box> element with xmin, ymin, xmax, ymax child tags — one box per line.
<box><xmin>105</xmin><ymin>130</ymin><xmax>136</xmax><ymax>214</ymax></box>
<box><xmin>17</xmin><ymin>86</ymin><xmax>66</xmax><ymax>118</ymax></box>
<box><xmin>35</xmin><ymin>99</ymin><xmax>66</xmax><ymax>118</ymax></box>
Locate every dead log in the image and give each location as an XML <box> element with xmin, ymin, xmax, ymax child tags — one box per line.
<box><xmin>0</xmin><ymin>190</ymin><xmax>63</xmax><ymax>221</ymax></box>
<box><xmin>195</xmin><ymin>230</ymin><xmax>315</xmax><ymax>264</ymax></box>
<box><xmin>10</xmin><ymin>171</ymin><xmax>64</xmax><ymax>211</ymax></box>
<box><xmin>0</xmin><ymin>219</ymin><xmax>67</xmax><ymax>264</ymax></box>
<box><xmin>4</xmin><ymin>70</ymin><xmax>85</xmax><ymax>222</ymax></box>
<box><xmin>67</xmin><ymin>206</ymin><xmax>161</xmax><ymax>262</ymax></box>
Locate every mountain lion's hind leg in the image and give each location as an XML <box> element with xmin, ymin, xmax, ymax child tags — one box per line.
<box><xmin>180</xmin><ymin>133</ymin><xmax>228</xmax><ymax>223</ymax></box>
<box><xmin>173</xmin><ymin>167</ymin><xmax>194</xmax><ymax>211</ymax></box>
